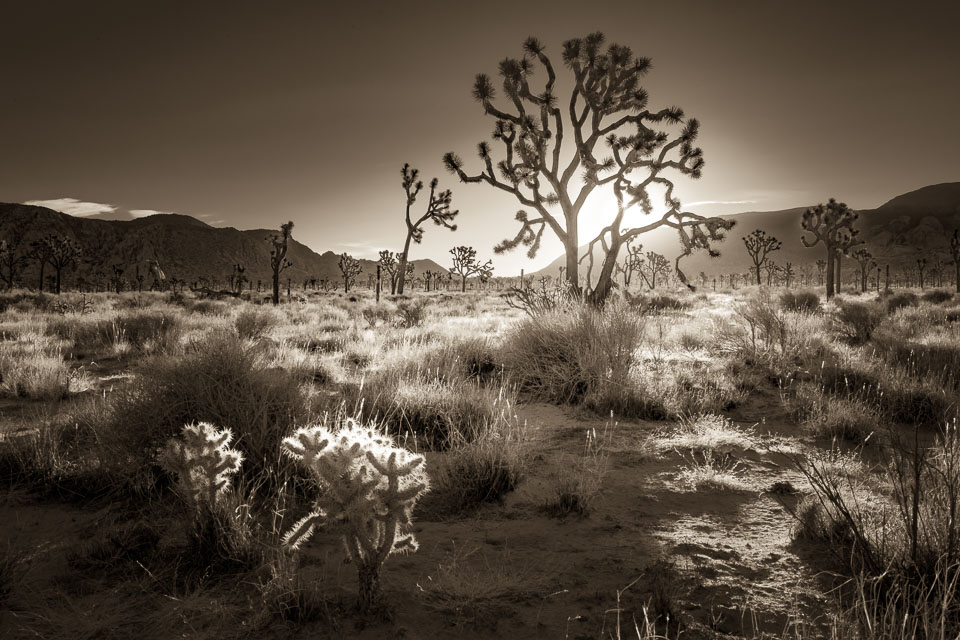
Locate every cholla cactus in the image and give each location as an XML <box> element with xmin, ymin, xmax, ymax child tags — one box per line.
<box><xmin>281</xmin><ymin>418</ymin><xmax>429</xmax><ymax>611</ymax></box>
<box><xmin>161</xmin><ymin>422</ymin><xmax>243</xmax><ymax>510</ymax></box>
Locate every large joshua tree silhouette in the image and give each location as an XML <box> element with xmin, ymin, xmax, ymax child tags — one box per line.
<box><xmin>443</xmin><ymin>33</ymin><xmax>733</xmax><ymax>303</ymax></box>
<box><xmin>742</xmin><ymin>229</ymin><xmax>781</xmax><ymax>286</ymax></box>
<box><xmin>339</xmin><ymin>253</ymin><xmax>362</xmax><ymax>293</ymax></box>
<box><xmin>800</xmin><ymin>199</ymin><xmax>859</xmax><ymax>298</ymax></box>
<box><xmin>268</xmin><ymin>221</ymin><xmax>294</xmax><ymax>305</ymax></box>
<box><xmin>396</xmin><ymin>164</ymin><xmax>458</xmax><ymax>294</ymax></box>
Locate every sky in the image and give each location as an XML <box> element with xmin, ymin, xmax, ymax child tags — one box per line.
<box><xmin>2</xmin><ymin>0</ymin><xmax>959</xmax><ymax>274</ymax></box>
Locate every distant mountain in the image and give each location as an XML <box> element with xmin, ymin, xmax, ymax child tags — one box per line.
<box><xmin>0</xmin><ymin>204</ymin><xmax>447</xmax><ymax>290</ymax></box>
<box><xmin>533</xmin><ymin>182</ymin><xmax>960</xmax><ymax>284</ymax></box>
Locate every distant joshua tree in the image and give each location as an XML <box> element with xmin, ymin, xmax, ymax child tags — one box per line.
<box><xmin>268</xmin><ymin>221</ymin><xmax>294</xmax><ymax>305</ymax></box>
<box><xmin>231</xmin><ymin>264</ymin><xmax>247</xmax><ymax>295</ymax></box>
<box><xmin>616</xmin><ymin>238</ymin><xmax>644</xmax><ymax>288</ymax></box>
<box><xmin>800</xmin><ymin>198</ymin><xmax>860</xmax><ymax>298</ymax></box>
<box><xmin>32</xmin><ymin>235</ymin><xmax>81</xmax><ymax>295</ymax></box>
<box><xmin>952</xmin><ymin>230</ymin><xmax>960</xmax><ymax>293</ymax></box>
<box><xmin>111</xmin><ymin>264</ymin><xmax>125</xmax><ymax>294</ymax></box>
<box><xmin>28</xmin><ymin>238</ymin><xmax>54</xmax><ymax>292</ymax></box>
<box><xmin>764</xmin><ymin>260</ymin><xmax>780</xmax><ymax>286</ymax></box>
<box><xmin>378</xmin><ymin>250</ymin><xmax>399</xmax><ymax>294</ymax></box>
<box><xmin>443</xmin><ymin>32</ymin><xmax>734</xmax><ymax>303</ymax></box>
<box><xmin>338</xmin><ymin>253</ymin><xmax>362</xmax><ymax>293</ymax></box>
<box><xmin>397</xmin><ymin>164</ymin><xmax>458</xmax><ymax>294</ymax></box>
<box><xmin>637</xmin><ymin>251</ymin><xmax>670</xmax><ymax>290</ymax></box>
<box><xmin>782</xmin><ymin>262</ymin><xmax>795</xmax><ymax>288</ymax></box>
<box><xmin>816</xmin><ymin>259</ymin><xmax>826</xmax><ymax>286</ymax></box>
<box><xmin>449</xmin><ymin>246</ymin><xmax>492</xmax><ymax>292</ymax></box>
<box><xmin>742</xmin><ymin>229</ymin><xmax>781</xmax><ymax>286</ymax></box>
<box><xmin>852</xmin><ymin>249</ymin><xmax>876</xmax><ymax>293</ymax></box>
<box><xmin>0</xmin><ymin>228</ymin><xmax>28</xmax><ymax>290</ymax></box>
<box><xmin>916</xmin><ymin>256</ymin><xmax>928</xmax><ymax>290</ymax></box>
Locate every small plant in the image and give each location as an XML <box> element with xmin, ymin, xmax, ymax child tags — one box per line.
<box><xmin>834</xmin><ymin>300</ymin><xmax>884</xmax><ymax>344</ymax></box>
<box><xmin>779</xmin><ymin>290</ymin><xmax>819</xmax><ymax>313</ymax></box>
<box><xmin>548</xmin><ymin>423</ymin><xmax>614</xmax><ymax>517</ymax></box>
<box><xmin>884</xmin><ymin>291</ymin><xmax>918</xmax><ymax>313</ymax></box>
<box><xmin>160</xmin><ymin>421</ymin><xmax>244</xmax><ymax>511</ymax></box>
<box><xmin>281</xmin><ymin>417</ymin><xmax>429</xmax><ymax>612</ymax></box>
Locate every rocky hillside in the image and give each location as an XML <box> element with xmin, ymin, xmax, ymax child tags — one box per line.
<box><xmin>0</xmin><ymin>203</ymin><xmax>446</xmax><ymax>290</ymax></box>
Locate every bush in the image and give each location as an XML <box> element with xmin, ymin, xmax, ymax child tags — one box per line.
<box><xmin>885</xmin><ymin>292</ymin><xmax>918</xmax><ymax>313</ymax></box>
<box><xmin>624</xmin><ymin>292</ymin><xmax>690</xmax><ymax>313</ymax></box>
<box><xmin>90</xmin><ymin>331</ymin><xmax>311</xmax><ymax>484</ymax></box>
<box><xmin>234</xmin><ymin>307</ymin><xmax>278</xmax><ymax>340</ymax></box>
<box><xmin>835</xmin><ymin>300</ymin><xmax>884</xmax><ymax>344</ymax></box>
<box><xmin>501</xmin><ymin>301</ymin><xmax>654</xmax><ymax>417</ymax></box>
<box><xmin>779</xmin><ymin>290</ymin><xmax>820</xmax><ymax>313</ymax></box>
<box><xmin>921</xmin><ymin>289</ymin><xmax>954</xmax><ymax>305</ymax></box>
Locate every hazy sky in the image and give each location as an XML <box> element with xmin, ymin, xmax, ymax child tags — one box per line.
<box><xmin>3</xmin><ymin>0</ymin><xmax>958</xmax><ymax>273</ymax></box>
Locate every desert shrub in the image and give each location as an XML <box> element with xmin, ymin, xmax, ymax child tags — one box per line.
<box><xmin>885</xmin><ymin>292</ymin><xmax>918</xmax><ymax>313</ymax></box>
<box><xmin>547</xmin><ymin>424</ymin><xmax>614</xmax><ymax>517</ymax></box>
<box><xmin>873</xmin><ymin>337</ymin><xmax>960</xmax><ymax>390</ymax></box>
<box><xmin>0</xmin><ymin>342</ymin><xmax>70</xmax><ymax>400</ymax></box>
<box><xmin>501</xmin><ymin>300</ymin><xmax>653</xmax><ymax>417</ymax></box>
<box><xmin>624</xmin><ymin>292</ymin><xmax>691</xmax><ymax>313</ymax></box>
<box><xmin>395</xmin><ymin>299</ymin><xmax>428</xmax><ymax>328</ymax></box>
<box><xmin>921</xmin><ymin>289</ymin><xmax>954</xmax><ymax>305</ymax></box>
<box><xmin>779</xmin><ymin>290</ymin><xmax>820</xmax><ymax>313</ymax></box>
<box><xmin>792</xmin><ymin>385</ymin><xmax>881</xmax><ymax>444</ymax></box>
<box><xmin>792</xmin><ymin>427</ymin><xmax>960</xmax><ymax>637</ymax></box>
<box><xmin>834</xmin><ymin>300</ymin><xmax>884</xmax><ymax>344</ymax></box>
<box><xmin>89</xmin><ymin>331</ymin><xmax>312</xmax><ymax>484</ymax></box>
<box><xmin>431</xmin><ymin>399</ymin><xmax>528</xmax><ymax>512</ymax></box>
<box><xmin>234</xmin><ymin>307</ymin><xmax>278</xmax><ymax>340</ymax></box>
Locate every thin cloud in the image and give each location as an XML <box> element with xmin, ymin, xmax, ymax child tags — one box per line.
<box><xmin>684</xmin><ymin>199</ymin><xmax>757</xmax><ymax>208</ymax></box>
<box><xmin>24</xmin><ymin>197</ymin><xmax>116</xmax><ymax>217</ymax></box>
<box><xmin>128</xmin><ymin>209</ymin><xmax>173</xmax><ymax>218</ymax></box>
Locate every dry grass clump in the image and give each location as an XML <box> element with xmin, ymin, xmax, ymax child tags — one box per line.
<box><xmin>779</xmin><ymin>289</ymin><xmax>820</xmax><ymax>313</ymax></box>
<box><xmin>655</xmin><ymin>414</ymin><xmax>756</xmax><ymax>455</ymax></box>
<box><xmin>501</xmin><ymin>300</ymin><xmax>659</xmax><ymax>418</ymax></box>
<box><xmin>234</xmin><ymin>306</ymin><xmax>279</xmax><ymax>340</ymax></box>
<box><xmin>85</xmin><ymin>330</ymin><xmax>314</xmax><ymax>485</ymax></box>
<box><xmin>547</xmin><ymin>423</ymin><xmax>614</xmax><ymax>517</ymax></box>
<box><xmin>430</xmin><ymin>394</ymin><xmax>529</xmax><ymax>513</ymax></box>
<box><xmin>786</xmin><ymin>382</ymin><xmax>882</xmax><ymax>444</ymax></box>
<box><xmin>883</xmin><ymin>291</ymin><xmax>918</xmax><ymax>313</ymax></box>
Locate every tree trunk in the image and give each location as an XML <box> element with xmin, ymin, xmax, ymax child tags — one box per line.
<box><xmin>38</xmin><ymin>261</ymin><xmax>45</xmax><ymax>292</ymax></box>
<box><xmin>835</xmin><ymin>253</ymin><xmax>842</xmax><ymax>294</ymax></box>
<box><xmin>271</xmin><ymin>270</ymin><xmax>279</xmax><ymax>305</ymax></box>
<box><xmin>956</xmin><ymin>263</ymin><xmax>959</xmax><ymax>294</ymax></box>
<box><xmin>461</xmin><ymin>275</ymin><xmax>466</xmax><ymax>292</ymax></box>
<box><xmin>564</xmin><ymin>238</ymin><xmax>579</xmax><ymax>292</ymax></box>
<box><xmin>588</xmin><ymin>240</ymin><xmax>621</xmax><ymax>304</ymax></box>
<box><xmin>375</xmin><ymin>265</ymin><xmax>381</xmax><ymax>303</ymax></box>
<box><xmin>356</xmin><ymin>563</ymin><xmax>381</xmax><ymax>614</ymax></box>
<box><xmin>396</xmin><ymin>232</ymin><xmax>413</xmax><ymax>294</ymax></box>
<box><xmin>825</xmin><ymin>247</ymin><xmax>836</xmax><ymax>298</ymax></box>
<box><xmin>755</xmin><ymin>265</ymin><xmax>762</xmax><ymax>286</ymax></box>
<box><xmin>55</xmin><ymin>267</ymin><xmax>62</xmax><ymax>295</ymax></box>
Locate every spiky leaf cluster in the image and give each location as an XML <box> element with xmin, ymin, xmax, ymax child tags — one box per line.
<box><xmin>281</xmin><ymin>418</ymin><xmax>429</xmax><ymax>569</ymax></box>
<box><xmin>161</xmin><ymin>422</ymin><xmax>243</xmax><ymax>510</ymax></box>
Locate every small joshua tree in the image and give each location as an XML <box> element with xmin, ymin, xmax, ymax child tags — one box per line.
<box><xmin>338</xmin><ymin>253</ymin><xmax>362</xmax><ymax>293</ymax></box>
<box><xmin>617</xmin><ymin>238</ymin><xmax>644</xmax><ymax>288</ymax></box>
<box><xmin>282</xmin><ymin>418</ymin><xmax>429</xmax><ymax>612</ymax></box>
<box><xmin>449</xmin><ymin>245</ymin><xmax>493</xmax><ymax>292</ymax></box>
<box><xmin>0</xmin><ymin>229</ymin><xmax>28</xmax><ymax>291</ymax></box>
<box><xmin>397</xmin><ymin>164</ymin><xmax>459</xmax><ymax>294</ymax></box>
<box><xmin>378</xmin><ymin>250</ymin><xmax>399</xmax><ymax>294</ymax></box>
<box><xmin>917</xmin><ymin>256</ymin><xmax>928</xmax><ymax>290</ymax></box>
<box><xmin>952</xmin><ymin>230</ymin><xmax>960</xmax><ymax>293</ymax></box>
<box><xmin>28</xmin><ymin>239</ymin><xmax>54</xmax><ymax>292</ymax></box>
<box><xmin>268</xmin><ymin>222</ymin><xmax>294</xmax><ymax>305</ymax></box>
<box><xmin>800</xmin><ymin>198</ymin><xmax>860</xmax><ymax>298</ymax></box>
<box><xmin>41</xmin><ymin>235</ymin><xmax>81</xmax><ymax>295</ymax></box>
<box><xmin>816</xmin><ymin>259</ymin><xmax>826</xmax><ymax>286</ymax></box>
<box><xmin>782</xmin><ymin>262</ymin><xmax>795</xmax><ymax>288</ymax></box>
<box><xmin>636</xmin><ymin>251</ymin><xmax>670</xmax><ymax>290</ymax></box>
<box><xmin>852</xmin><ymin>248</ymin><xmax>876</xmax><ymax>293</ymax></box>
<box><xmin>763</xmin><ymin>260</ymin><xmax>780</xmax><ymax>286</ymax></box>
<box><xmin>742</xmin><ymin>229</ymin><xmax>781</xmax><ymax>286</ymax></box>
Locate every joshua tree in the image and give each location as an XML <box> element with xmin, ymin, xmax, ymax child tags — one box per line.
<box><xmin>782</xmin><ymin>262</ymin><xmax>795</xmax><ymax>288</ymax></box>
<box><xmin>397</xmin><ymin>164</ymin><xmax>458</xmax><ymax>294</ymax></box>
<box><xmin>443</xmin><ymin>32</ymin><xmax>734</xmax><ymax>303</ymax></box>
<box><xmin>268</xmin><ymin>221</ymin><xmax>294</xmax><ymax>305</ymax></box>
<box><xmin>0</xmin><ymin>229</ymin><xmax>28</xmax><ymax>290</ymax></box>
<box><xmin>636</xmin><ymin>251</ymin><xmax>670</xmax><ymax>290</ymax></box>
<box><xmin>28</xmin><ymin>239</ymin><xmax>54</xmax><ymax>292</ymax></box>
<box><xmin>764</xmin><ymin>261</ymin><xmax>780</xmax><ymax>286</ymax></box>
<box><xmin>916</xmin><ymin>256</ymin><xmax>928</xmax><ymax>290</ymax></box>
<box><xmin>449</xmin><ymin>246</ymin><xmax>493</xmax><ymax>292</ymax></box>
<box><xmin>800</xmin><ymin>198</ymin><xmax>860</xmax><ymax>298</ymax></box>
<box><xmin>616</xmin><ymin>238</ymin><xmax>644</xmax><ymax>287</ymax></box>
<box><xmin>852</xmin><ymin>248</ymin><xmax>876</xmax><ymax>293</ymax></box>
<box><xmin>931</xmin><ymin>255</ymin><xmax>944</xmax><ymax>288</ymax></box>
<box><xmin>338</xmin><ymin>253</ymin><xmax>362</xmax><ymax>293</ymax></box>
<box><xmin>378</xmin><ymin>250</ymin><xmax>399</xmax><ymax>294</ymax></box>
<box><xmin>742</xmin><ymin>229</ymin><xmax>781</xmax><ymax>285</ymax></box>
<box><xmin>816</xmin><ymin>259</ymin><xmax>826</xmax><ymax>286</ymax></box>
<box><xmin>111</xmin><ymin>264</ymin><xmax>125</xmax><ymax>294</ymax></box>
<box><xmin>952</xmin><ymin>230</ymin><xmax>960</xmax><ymax>293</ymax></box>
<box><xmin>231</xmin><ymin>264</ymin><xmax>247</xmax><ymax>295</ymax></box>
